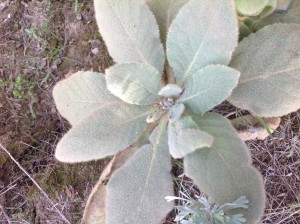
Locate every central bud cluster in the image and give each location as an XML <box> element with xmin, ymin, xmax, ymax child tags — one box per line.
<box><xmin>146</xmin><ymin>84</ymin><xmax>184</xmax><ymax>124</ymax></box>
<box><xmin>157</xmin><ymin>83</ymin><xmax>183</xmax><ymax>111</ymax></box>
<box><xmin>160</xmin><ymin>97</ymin><xmax>174</xmax><ymax>110</ymax></box>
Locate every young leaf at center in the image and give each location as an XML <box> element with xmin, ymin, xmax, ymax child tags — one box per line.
<box><xmin>106</xmin><ymin>63</ymin><xmax>161</xmax><ymax>105</ymax></box>
<box><xmin>168</xmin><ymin>116</ymin><xmax>214</xmax><ymax>158</ymax></box>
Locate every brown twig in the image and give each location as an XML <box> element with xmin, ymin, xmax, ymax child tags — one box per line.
<box><xmin>0</xmin><ymin>204</ymin><xmax>11</xmax><ymax>224</ymax></box>
<box><xmin>0</xmin><ymin>142</ymin><xmax>71</xmax><ymax>224</ymax></box>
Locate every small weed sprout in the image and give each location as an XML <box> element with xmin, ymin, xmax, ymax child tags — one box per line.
<box><xmin>0</xmin><ymin>74</ymin><xmax>36</xmax><ymax>99</ymax></box>
<box><xmin>166</xmin><ymin>194</ymin><xmax>249</xmax><ymax>224</ymax></box>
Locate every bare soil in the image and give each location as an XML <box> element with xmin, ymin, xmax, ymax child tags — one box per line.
<box><xmin>0</xmin><ymin>0</ymin><xmax>299</xmax><ymax>224</ymax></box>
<box><xmin>0</xmin><ymin>0</ymin><xmax>111</xmax><ymax>223</ymax></box>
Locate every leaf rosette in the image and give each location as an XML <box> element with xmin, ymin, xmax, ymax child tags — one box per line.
<box><xmin>53</xmin><ymin>0</ymin><xmax>300</xmax><ymax>223</ymax></box>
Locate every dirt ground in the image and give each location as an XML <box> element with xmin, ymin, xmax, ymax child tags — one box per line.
<box><xmin>0</xmin><ymin>0</ymin><xmax>299</xmax><ymax>223</ymax></box>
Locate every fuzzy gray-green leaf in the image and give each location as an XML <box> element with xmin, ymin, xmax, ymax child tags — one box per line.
<box><xmin>146</xmin><ymin>0</ymin><xmax>189</xmax><ymax>46</ymax></box>
<box><xmin>55</xmin><ymin>104</ymin><xmax>153</xmax><ymax>163</ymax></box>
<box><xmin>168</xmin><ymin>116</ymin><xmax>214</xmax><ymax>158</ymax></box>
<box><xmin>184</xmin><ymin>113</ymin><xmax>265</xmax><ymax>224</ymax></box>
<box><xmin>94</xmin><ymin>0</ymin><xmax>165</xmax><ymax>73</ymax></box>
<box><xmin>106</xmin><ymin>63</ymin><xmax>161</xmax><ymax>105</ymax></box>
<box><xmin>106</xmin><ymin>120</ymin><xmax>174</xmax><ymax>224</ymax></box>
<box><xmin>53</xmin><ymin>71</ymin><xmax>119</xmax><ymax>126</ymax></box>
<box><xmin>167</xmin><ymin>0</ymin><xmax>238</xmax><ymax>85</ymax></box>
<box><xmin>235</xmin><ymin>0</ymin><xmax>269</xmax><ymax>16</ymax></box>
<box><xmin>169</xmin><ymin>103</ymin><xmax>185</xmax><ymax>123</ymax></box>
<box><xmin>158</xmin><ymin>84</ymin><xmax>183</xmax><ymax>97</ymax></box>
<box><xmin>178</xmin><ymin>65</ymin><xmax>240</xmax><ymax>114</ymax></box>
<box><xmin>229</xmin><ymin>24</ymin><xmax>300</xmax><ymax>117</ymax></box>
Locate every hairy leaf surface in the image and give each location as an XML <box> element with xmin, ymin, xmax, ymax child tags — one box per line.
<box><xmin>53</xmin><ymin>71</ymin><xmax>119</xmax><ymax>126</ymax></box>
<box><xmin>167</xmin><ymin>0</ymin><xmax>238</xmax><ymax>85</ymax></box>
<box><xmin>168</xmin><ymin>116</ymin><xmax>213</xmax><ymax>158</ymax></box>
<box><xmin>146</xmin><ymin>0</ymin><xmax>189</xmax><ymax>46</ymax></box>
<box><xmin>82</xmin><ymin>144</ymin><xmax>140</xmax><ymax>224</ymax></box>
<box><xmin>94</xmin><ymin>0</ymin><xmax>165</xmax><ymax>73</ymax></box>
<box><xmin>184</xmin><ymin>113</ymin><xmax>265</xmax><ymax>224</ymax></box>
<box><xmin>106</xmin><ymin>63</ymin><xmax>161</xmax><ymax>105</ymax></box>
<box><xmin>106</xmin><ymin>120</ymin><xmax>174</xmax><ymax>224</ymax></box>
<box><xmin>55</xmin><ymin>104</ymin><xmax>153</xmax><ymax>162</ymax></box>
<box><xmin>178</xmin><ymin>65</ymin><xmax>240</xmax><ymax>114</ymax></box>
<box><xmin>235</xmin><ymin>0</ymin><xmax>268</xmax><ymax>16</ymax></box>
<box><xmin>229</xmin><ymin>24</ymin><xmax>300</xmax><ymax>117</ymax></box>
<box><xmin>169</xmin><ymin>103</ymin><xmax>185</xmax><ymax>123</ymax></box>
<box><xmin>158</xmin><ymin>84</ymin><xmax>183</xmax><ymax>97</ymax></box>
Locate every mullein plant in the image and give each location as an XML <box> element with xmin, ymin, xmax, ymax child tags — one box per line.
<box><xmin>52</xmin><ymin>0</ymin><xmax>300</xmax><ymax>223</ymax></box>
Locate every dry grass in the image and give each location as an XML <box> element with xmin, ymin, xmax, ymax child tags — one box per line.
<box><xmin>251</xmin><ymin>111</ymin><xmax>300</xmax><ymax>224</ymax></box>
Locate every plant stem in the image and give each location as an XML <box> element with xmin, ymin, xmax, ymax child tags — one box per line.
<box><xmin>0</xmin><ymin>204</ymin><xmax>11</xmax><ymax>224</ymax></box>
<box><xmin>165</xmin><ymin>61</ymin><xmax>176</xmax><ymax>84</ymax></box>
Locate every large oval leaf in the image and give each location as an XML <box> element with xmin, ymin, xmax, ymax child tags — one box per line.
<box><xmin>145</xmin><ymin>0</ymin><xmax>189</xmax><ymax>46</ymax></box>
<box><xmin>55</xmin><ymin>104</ymin><xmax>153</xmax><ymax>162</ymax></box>
<box><xmin>106</xmin><ymin>63</ymin><xmax>161</xmax><ymax>105</ymax></box>
<box><xmin>94</xmin><ymin>0</ymin><xmax>165</xmax><ymax>73</ymax></box>
<box><xmin>229</xmin><ymin>24</ymin><xmax>300</xmax><ymax>117</ymax></box>
<box><xmin>184</xmin><ymin>113</ymin><xmax>265</xmax><ymax>224</ymax></box>
<box><xmin>168</xmin><ymin>116</ymin><xmax>213</xmax><ymax>158</ymax></box>
<box><xmin>81</xmin><ymin>182</ymin><xmax>106</xmax><ymax>224</ymax></box>
<box><xmin>82</xmin><ymin>144</ymin><xmax>140</xmax><ymax>224</ymax></box>
<box><xmin>53</xmin><ymin>71</ymin><xmax>120</xmax><ymax>126</ymax></box>
<box><xmin>178</xmin><ymin>65</ymin><xmax>240</xmax><ymax>114</ymax></box>
<box><xmin>106</xmin><ymin>120</ymin><xmax>174</xmax><ymax>224</ymax></box>
<box><xmin>167</xmin><ymin>0</ymin><xmax>238</xmax><ymax>85</ymax></box>
<box><xmin>235</xmin><ymin>0</ymin><xmax>268</xmax><ymax>16</ymax></box>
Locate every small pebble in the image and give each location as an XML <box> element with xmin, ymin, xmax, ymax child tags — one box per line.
<box><xmin>52</xmin><ymin>58</ymin><xmax>62</xmax><ymax>70</ymax></box>
<box><xmin>40</xmin><ymin>58</ymin><xmax>47</xmax><ymax>68</ymax></box>
<box><xmin>91</xmin><ymin>48</ymin><xmax>99</xmax><ymax>55</ymax></box>
<box><xmin>76</xmin><ymin>13</ymin><xmax>82</xmax><ymax>21</ymax></box>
